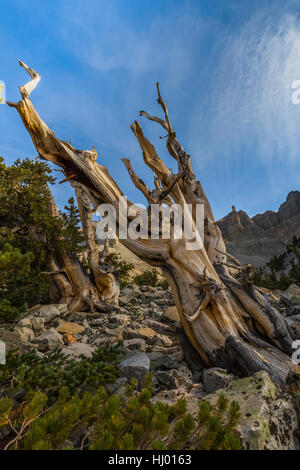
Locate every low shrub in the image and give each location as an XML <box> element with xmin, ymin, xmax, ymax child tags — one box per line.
<box><xmin>0</xmin><ymin>363</ymin><xmax>241</xmax><ymax>450</ymax></box>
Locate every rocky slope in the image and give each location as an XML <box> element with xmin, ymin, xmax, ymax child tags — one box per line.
<box><xmin>1</xmin><ymin>283</ymin><xmax>300</xmax><ymax>449</ymax></box>
<box><xmin>218</xmin><ymin>191</ymin><xmax>300</xmax><ymax>267</ymax></box>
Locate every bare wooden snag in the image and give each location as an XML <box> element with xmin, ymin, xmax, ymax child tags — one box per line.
<box><xmin>8</xmin><ymin>60</ymin><xmax>298</xmax><ymax>384</ymax></box>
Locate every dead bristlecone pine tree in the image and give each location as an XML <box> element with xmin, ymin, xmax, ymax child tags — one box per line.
<box><xmin>7</xmin><ymin>59</ymin><xmax>300</xmax><ymax>385</ymax></box>
<box><xmin>25</xmin><ymin>151</ymin><xmax>119</xmax><ymax>313</ymax></box>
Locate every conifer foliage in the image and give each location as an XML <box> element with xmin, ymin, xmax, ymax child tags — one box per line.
<box><xmin>254</xmin><ymin>236</ymin><xmax>300</xmax><ymax>290</ymax></box>
<box><xmin>0</xmin><ymin>157</ymin><xmax>85</xmax><ymax>320</ymax></box>
<box><xmin>0</xmin><ymin>349</ymin><xmax>241</xmax><ymax>450</ymax></box>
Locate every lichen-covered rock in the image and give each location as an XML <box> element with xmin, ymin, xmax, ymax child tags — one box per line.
<box><xmin>204</xmin><ymin>371</ymin><xmax>298</xmax><ymax>450</ymax></box>
<box><xmin>62</xmin><ymin>333</ymin><xmax>77</xmax><ymax>345</ymax></box>
<box><xmin>151</xmin><ymin>371</ymin><xmax>297</xmax><ymax>449</ymax></box>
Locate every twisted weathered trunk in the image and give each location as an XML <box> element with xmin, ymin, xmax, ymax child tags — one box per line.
<box><xmin>8</xmin><ymin>60</ymin><xmax>297</xmax><ymax>384</ymax></box>
<box><xmin>72</xmin><ymin>183</ymin><xmax>119</xmax><ymax>305</ymax></box>
<box><xmin>29</xmin><ymin>183</ymin><xmax>118</xmax><ymax>313</ymax></box>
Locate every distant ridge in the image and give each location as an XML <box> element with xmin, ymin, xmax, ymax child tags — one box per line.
<box><xmin>218</xmin><ymin>191</ymin><xmax>300</xmax><ymax>267</ymax></box>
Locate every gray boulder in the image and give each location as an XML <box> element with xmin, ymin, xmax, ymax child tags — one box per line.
<box><xmin>156</xmin><ymin>370</ymin><xmax>179</xmax><ymax>390</ymax></box>
<box><xmin>17</xmin><ymin>318</ymin><xmax>32</xmax><ymax>328</ymax></box>
<box><xmin>62</xmin><ymin>342</ymin><xmax>95</xmax><ymax>359</ymax></box>
<box><xmin>31</xmin><ymin>318</ymin><xmax>45</xmax><ymax>335</ymax></box>
<box><xmin>33</xmin><ymin>328</ymin><xmax>63</xmax><ymax>352</ymax></box>
<box><xmin>118</xmin><ymin>351</ymin><xmax>150</xmax><ymax>385</ymax></box>
<box><xmin>15</xmin><ymin>326</ymin><xmax>35</xmax><ymax>343</ymax></box>
<box><xmin>286</xmin><ymin>305</ymin><xmax>300</xmax><ymax>317</ymax></box>
<box><xmin>203</xmin><ymin>371</ymin><xmax>298</xmax><ymax>450</ymax></box>
<box><xmin>29</xmin><ymin>305</ymin><xmax>60</xmax><ymax>323</ymax></box>
<box><xmin>281</xmin><ymin>284</ymin><xmax>300</xmax><ymax>306</ymax></box>
<box><xmin>203</xmin><ymin>367</ymin><xmax>235</xmax><ymax>393</ymax></box>
<box><xmin>152</xmin><ymin>371</ymin><xmax>298</xmax><ymax>450</ymax></box>
<box><xmin>124</xmin><ymin>338</ymin><xmax>146</xmax><ymax>352</ymax></box>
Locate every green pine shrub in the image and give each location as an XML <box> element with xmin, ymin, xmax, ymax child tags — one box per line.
<box><xmin>0</xmin><ymin>346</ymin><xmax>122</xmax><ymax>403</ymax></box>
<box><xmin>0</xmin><ymin>157</ymin><xmax>85</xmax><ymax>319</ymax></box>
<box><xmin>254</xmin><ymin>236</ymin><xmax>300</xmax><ymax>290</ymax></box>
<box><xmin>133</xmin><ymin>269</ymin><xmax>160</xmax><ymax>287</ymax></box>
<box><xmin>133</xmin><ymin>269</ymin><xmax>169</xmax><ymax>289</ymax></box>
<box><xmin>197</xmin><ymin>395</ymin><xmax>242</xmax><ymax>450</ymax></box>
<box><xmin>0</xmin><ymin>361</ymin><xmax>242</xmax><ymax>450</ymax></box>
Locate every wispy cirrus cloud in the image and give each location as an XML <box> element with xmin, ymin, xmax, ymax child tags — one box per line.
<box><xmin>185</xmin><ymin>6</ymin><xmax>300</xmax><ymax>215</ymax></box>
<box><xmin>188</xmin><ymin>9</ymin><xmax>300</xmax><ymax>163</ymax></box>
<box><xmin>59</xmin><ymin>0</ymin><xmax>205</xmax><ymax>88</ymax></box>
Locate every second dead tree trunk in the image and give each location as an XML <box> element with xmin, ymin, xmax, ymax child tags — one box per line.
<box><xmin>8</xmin><ymin>60</ymin><xmax>299</xmax><ymax>385</ymax></box>
<box><xmin>34</xmin><ymin>183</ymin><xmax>119</xmax><ymax>313</ymax></box>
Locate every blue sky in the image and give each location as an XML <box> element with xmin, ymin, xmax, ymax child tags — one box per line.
<box><xmin>1</xmin><ymin>0</ymin><xmax>300</xmax><ymax>219</ymax></box>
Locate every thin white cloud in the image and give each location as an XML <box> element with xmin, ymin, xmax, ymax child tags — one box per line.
<box><xmin>59</xmin><ymin>0</ymin><xmax>206</xmax><ymax>89</ymax></box>
<box><xmin>190</xmin><ymin>11</ymin><xmax>300</xmax><ymax>166</ymax></box>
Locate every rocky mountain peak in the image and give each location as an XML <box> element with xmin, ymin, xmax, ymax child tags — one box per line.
<box><xmin>218</xmin><ymin>191</ymin><xmax>300</xmax><ymax>267</ymax></box>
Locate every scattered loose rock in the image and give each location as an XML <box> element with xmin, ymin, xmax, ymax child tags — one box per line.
<box><xmin>123</xmin><ymin>338</ymin><xmax>146</xmax><ymax>352</ymax></box>
<box><xmin>203</xmin><ymin>367</ymin><xmax>235</xmax><ymax>393</ymax></box>
<box><xmin>163</xmin><ymin>306</ymin><xmax>180</xmax><ymax>323</ymax></box>
<box><xmin>3</xmin><ymin>284</ymin><xmax>299</xmax><ymax>450</ymax></box>
<box><xmin>118</xmin><ymin>351</ymin><xmax>150</xmax><ymax>385</ymax></box>
<box><xmin>61</xmin><ymin>342</ymin><xmax>95</xmax><ymax>359</ymax></box>
<box><xmin>57</xmin><ymin>321</ymin><xmax>85</xmax><ymax>335</ymax></box>
<box><xmin>33</xmin><ymin>328</ymin><xmax>63</xmax><ymax>352</ymax></box>
<box><xmin>15</xmin><ymin>326</ymin><xmax>35</xmax><ymax>343</ymax></box>
<box><xmin>29</xmin><ymin>305</ymin><xmax>61</xmax><ymax>323</ymax></box>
